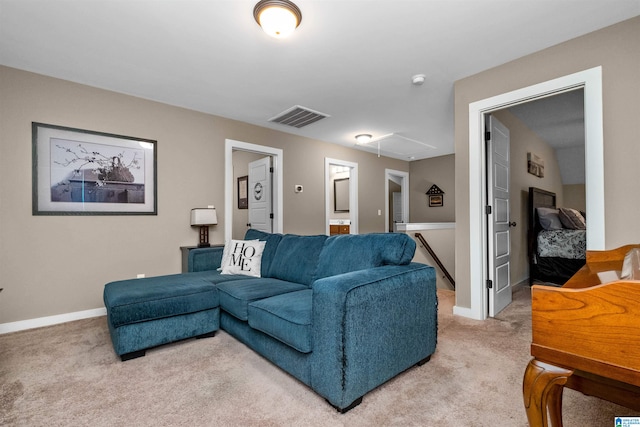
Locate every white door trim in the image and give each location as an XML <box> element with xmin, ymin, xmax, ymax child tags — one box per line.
<box><xmin>385</xmin><ymin>169</ymin><xmax>409</xmax><ymax>231</ymax></box>
<box><xmin>325</xmin><ymin>158</ymin><xmax>358</xmax><ymax>235</ymax></box>
<box><xmin>225</xmin><ymin>139</ymin><xmax>283</xmax><ymax>242</ymax></box>
<box><xmin>459</xmin><ymin>66</ymin><xmax>604</xmax><ymax>320</ymax></box>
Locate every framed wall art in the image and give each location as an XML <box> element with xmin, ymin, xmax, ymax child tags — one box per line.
<box><xmin>237</xmin><ymin>175</ymin><xmax>248</xmax><ymax>209</ymax></box>
<box><xmin>426</xmin><ymin>184</ymin><xmax>445</xmax><ymax>207</ymax></box>
<box><xmin>32</xmin><ymin>122</ymin><xmax>157</xmax><ymax>215</ymax></box>
<box><xmin>428</xmin><ymin>194</ymin><xmax>444</xmax><ymax>207</ymax></box>
<box><xmin>527</xmin><ymin>152</ymin><xmax>545</xmax><ymax>178</ymax></box>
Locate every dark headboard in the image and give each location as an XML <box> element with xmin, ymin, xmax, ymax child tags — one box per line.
<box><xmin>528</xmin><ymin>187</ymin><xmax>556</xmax><ymax>281</ymax></box>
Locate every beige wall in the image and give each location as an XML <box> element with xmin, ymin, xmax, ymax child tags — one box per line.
<box><xmin>0</xmin><ymin>66</ymin><xmax>408</xmax><ymax>324</ymax></box>
<box><xmin>563</xmin><ymin>184</ymin><xmax>586</xmax><ymax>212</ymax></box>
<box><xmin>409</xmin><ymin>154</ymin><xmax>455</xmax><ymax>222</ymax></box>
<box><xmin>454</xmin><ymin>17</ymin><xmax>640</xmax><ymax>309</ymax></box>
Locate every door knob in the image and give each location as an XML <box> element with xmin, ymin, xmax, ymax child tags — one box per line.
<box><xmin>509</xmin><ymin>221</ymin><xmax>517</xmax><ymax>227</ymax></box>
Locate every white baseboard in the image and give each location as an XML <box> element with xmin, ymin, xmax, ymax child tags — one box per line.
<box><xmin>452</xmin><ymin>305</ymin><xmax>479</xmax><ymax>319</ymax></box>
<box><xmin>0</xmin><ymin>307</ymin><xmax>106</xmax><ymax>335</ymax></box>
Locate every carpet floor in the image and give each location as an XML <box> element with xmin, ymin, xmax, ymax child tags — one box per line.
<box><xmin>1</xmin><ymin>286</ymin><xmax>635</xmax><ymax>426</ymax></box>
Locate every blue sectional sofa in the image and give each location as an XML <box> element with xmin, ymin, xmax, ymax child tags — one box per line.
<box><xmin>104</xmin><ymin>230</ymin><xmax>437</xmax><ymax>412</ymax></box>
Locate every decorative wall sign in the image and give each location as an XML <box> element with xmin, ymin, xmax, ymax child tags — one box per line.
<box><xmin>237</xmin><ymin>175</ymin><xmax>248</xmax><ymax>209</ymax></box>
<box><xmin>253</xmin><ymin>182</ymin><xmax>264</xmax><ymax>201</ymax></box>
<box><xmin>527</xmin><ymin>152</ymin><xmax>545</xmax><ymax>178</ymax></box>
<box><xmin>426</xmin><ymin>184</ymin><xmax>445</xmax><ymax>207</ymax></box>
<box><xmin>32</xmin><ymin>122</ymin><xmax>157</xmax><ymax>215</ymax></box>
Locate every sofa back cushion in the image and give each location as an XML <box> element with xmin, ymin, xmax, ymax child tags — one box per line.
<box><xmin>268</xmin><ymin>234</ymin><xmax>328</xmax><ymax>286</ymax></box>
<box><xmin>315</xmin><ymin>233</ymin><xmax>416</xmax><ymax>279</ymax></box>
<box><xmin>244</xmin><ymin>229</ymin><xmax>284</xmax><ymax>276</ymax></box>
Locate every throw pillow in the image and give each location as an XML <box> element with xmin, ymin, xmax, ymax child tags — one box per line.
<box><xmin>221</xmin><ymin>240</ymin><xmax>266</xmax><ymax>277</ymax></box>
<box><xmin>536</xmin><ymin>207</ymin><xmax>563</xmax><ymax>230</ymax></box>
<box><xmin>217</xmin><ymin>239</ymin><xmax>258</xmax><ymax>271</ymax></box>
<box><xmin>558</xmin><ymin>207</ymin><xmax>586</xmax><ymax>230</ymax></box>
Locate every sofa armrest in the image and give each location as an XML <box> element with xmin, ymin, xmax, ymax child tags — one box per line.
<box><xmin>188</xmin><ymin>247</ymin><xmax>224</xmax><ymax>272</ymax></box>
<box><xmin>310</xmin><ymin>263</ymin><xmax>437</xmax><ymax>410</ymax></box>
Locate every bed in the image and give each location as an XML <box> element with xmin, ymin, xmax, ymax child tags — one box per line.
<box><xmin>528</xmin><ymin>187</ymin><xmax>586</xmax><ymax>285</ymax></box>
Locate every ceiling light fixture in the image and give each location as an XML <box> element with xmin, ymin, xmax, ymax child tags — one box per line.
<box><xmin>355</xmin><ymin>134</ymin><xmax>372</xmax><ymax>144</ymax></box>
<box><xmin>253</xmin><ymin>0</ymin><xmax>302</xmax><ymax>39</ymax></box>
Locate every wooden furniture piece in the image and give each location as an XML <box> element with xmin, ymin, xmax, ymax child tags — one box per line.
<box><xmin>329</xmin><ymin>224</ymin><xmax>350</xmax><ymax>235</ymax></box>
<box><xmin>523</xmin><ymin>245</ymin><xmax>640</xmax><ymax>426</ymax></box>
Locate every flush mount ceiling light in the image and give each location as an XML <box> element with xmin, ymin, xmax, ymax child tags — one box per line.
<box><xmin>253</xmin><ymin>0</ymin><xmax>302</xmax><ymax>39</ymax></box>
<box><xmin>355</xmin><ymin>134</ymin><xmax>372</xmax><ymax>144</ymax></box>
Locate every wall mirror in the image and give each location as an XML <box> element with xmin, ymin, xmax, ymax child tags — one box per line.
<box><xmin>334</xmin><ymin>178</ymin><xmax>350</xmax><ymax>212</ymax></box>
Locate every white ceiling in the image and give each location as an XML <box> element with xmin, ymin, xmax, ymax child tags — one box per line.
<box><xmin>1</xmin><ymin>1</ymin><xmax>638</xmax><ymax>160</ymax></box>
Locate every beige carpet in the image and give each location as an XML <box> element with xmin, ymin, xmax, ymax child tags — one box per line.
<box><xmin>1</xmin><ymin>286</ymin><xmax>635</xmax><ymax>426</ymax></box>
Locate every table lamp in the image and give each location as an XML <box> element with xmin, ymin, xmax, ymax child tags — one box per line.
<box><xmin>191</xmin><ymin>207</ymin><xmax>217</xmax><ymax>247</ymax></box>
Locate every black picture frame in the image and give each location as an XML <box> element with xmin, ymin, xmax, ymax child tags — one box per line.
<box><xmin>238</xmin><ymin>175</ymin><xmax>248</xmax><ymax>209</ymax></box>
<box><xmin>32</xmin><ymin>122</ymin><xmax>157</xmax><ymax>215</ymax></box>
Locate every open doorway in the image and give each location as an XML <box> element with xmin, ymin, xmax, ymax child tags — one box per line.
<box><xmin>325</xmin><ymin>158</ymin><xmax>358</xmax><ymax>235</ymax></box>
<box><xmin>385</xmin><ymin>169</ymin><xmax>409</xmax><ymax>232</ymax></box>
<box><xmin>458</xmin><ymin>66</ymin><xmax>605</xmax><ymax>320</ymax></box>
<box><xmin>225</xmin><ymin>139</ymin><xmax>283</xmax><ymax>242</ymax></box>
<box><xmin>483</xmin><ymin>88</ymin><xmax>587</xmax><ymax>316</ymax></box>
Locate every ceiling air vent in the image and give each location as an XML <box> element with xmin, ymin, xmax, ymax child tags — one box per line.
<box><xmin>269</xmin><ymin>105</ymin><xmax>329</xmax><ymax>128</ymax></box>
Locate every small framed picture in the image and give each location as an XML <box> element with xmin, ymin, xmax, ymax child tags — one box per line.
<box><xmin>32</xmin><ymin>122</ymin><xmax>157</xmax><ymax>215</ymax></box>
<box><xmin>237</xmin><ymin>175</ymin><xmax>248</xmax><ymax>209</ymax></box>
<box><xmin>429</xmin><ymin>195</ymin><xmax>443</xmax><ymax>207</ymax></box>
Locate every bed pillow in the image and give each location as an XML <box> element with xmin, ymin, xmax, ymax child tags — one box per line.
<box><xmin>536</xmin><ymin>207</ymin><xmax>563</xmax><ymax>230</ymax></box>
<box><xmin>220</xmin><ymin>240</ymin><xmax>266</xmax><ymax>277</ymax></box>
<box><xmin>558</xmin><ymin>207</ymin><xmax>586</xmax><ymax>230</ymax></box>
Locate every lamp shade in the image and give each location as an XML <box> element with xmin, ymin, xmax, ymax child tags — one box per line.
<box><xmin>191</xmin><ymin>208</ymin><xmax>217</xmax><ymax>226</ymax></box>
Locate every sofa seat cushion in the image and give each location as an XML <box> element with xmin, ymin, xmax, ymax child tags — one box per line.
<box><xmin>248</xmin><ymin>289</ymin><xmax>313</xmax><ymax>354</ymax></box>
<box><xmin>268</xmin><ymin>234</ymin><xmax>328</xmax><ymax>286</ymax></box>
<box><xmin>216</xmin><ymin>278</ymin><xmax>307</xmax><ymax>321</ymax></box>
<box><xmin>315</xmin><ymin>233</ymin><xmax>416</xmax><ymax>279</ymax></box>
<box><xmin>104</xmin><ymin>275</ymin><xmax>219</xmax><ymax>328</ymax></box>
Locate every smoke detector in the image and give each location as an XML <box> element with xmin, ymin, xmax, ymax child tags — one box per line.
<box><xmin>412</xmin><ymin>74</ymin><xmax>426</xmax><ymax>85</ymax></box>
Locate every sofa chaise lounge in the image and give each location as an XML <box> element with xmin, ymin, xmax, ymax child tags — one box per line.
<box><xmin>104</xmin><ymin>230</ymin><xmax>437</xmax><ymax>412</ymax></box>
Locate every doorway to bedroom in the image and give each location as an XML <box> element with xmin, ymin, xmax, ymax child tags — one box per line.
<box><xmin>466</xmin><ymin>66</ymin><xmax>605</xmax><ymax>320</ymax></box>
<box><xmin>485</xmin><ymin>88</ymin><xmax>587</xmax><ymax>315</ymax></box>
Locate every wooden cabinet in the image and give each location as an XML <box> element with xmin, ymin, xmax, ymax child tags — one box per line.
<box><xmin>330</xmin><ymin>225</ymin><xmax>350</xmax><ymax>235</ymax></box>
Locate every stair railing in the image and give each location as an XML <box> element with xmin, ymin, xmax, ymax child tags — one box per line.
<box><xmin>414</xmin><ymin>232</ymin><xmax>455</xmax><ymax>290</ymax></box>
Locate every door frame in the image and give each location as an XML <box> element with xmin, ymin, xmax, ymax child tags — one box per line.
<box><xmin>385</xmin><ymin>169</ymin><xmax>409</xmax><ymax>231</ymax></box>
<box><xmin>459</xmin><ymin>66</ymin><xmax>605</xmax><ymax>320</ymax></box>
<box><xmin>325</xmin><ymin>158</ymin><xmax>358</xmax><ymax>235</ymax></box>
<box><xmin>225</xmin><ymin>139</ymin><xmax>283</xmax><ymax>241</ymax></box>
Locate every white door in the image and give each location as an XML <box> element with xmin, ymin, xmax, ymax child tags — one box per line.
<box><xmin>248</xmin><ymin>156</ymin><xmax>272</xmax><ymax>233</ymax></box>
<box><xmin>392</xmin><ymin>192</ymin><xmax>403</xmax><ymax>225</ymax></box>
<box><xmin>487</xmin><ymin>115</ymin><xmax>513</xmax><ymax>316</ymax></box>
